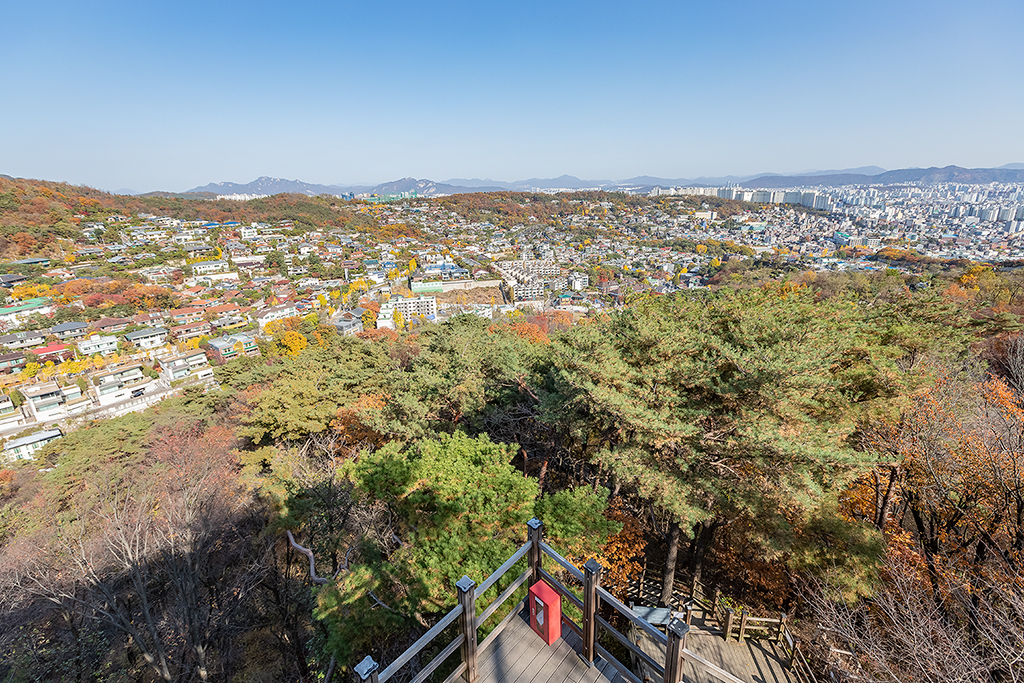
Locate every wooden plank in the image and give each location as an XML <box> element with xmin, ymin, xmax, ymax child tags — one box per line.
<box><xmin>480</xmin><ymin>599</ymin><xmax>528</xmax><ymax>654</ymax></box>
<box><xmin>575</xmin><ymin>654</ymin><xmax>617</xmax><ymax>683</ymax></box>
<box><xmin>501</xmin><ymin>629</ymin><xmax>570</xmax><ymax>683</ymax></box>
<box><xmin>477</xmin><ymin>614</ymin><xmax>537</xmax><ymax>683</ymax></box>
<box><xmin>534</xmin><ymin>638</ymin><xmax>584</xmax><ymax>683</ymax></box>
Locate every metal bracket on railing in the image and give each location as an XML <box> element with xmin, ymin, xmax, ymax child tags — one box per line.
<box><xmin>355</xmin><ymin>655</ymin><xmax>380</xmax><ymax>683</ymax></box>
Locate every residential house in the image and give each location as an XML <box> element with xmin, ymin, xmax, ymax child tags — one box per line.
<box><xmin>133</xmin><ymin>312</ymin><xmax>168</xmax><ymax>327</ymax></box>
<box><xmin>158</xmin><ymin>349</ymin><xmax>215</xmax><ymax>383</ymax></box>
<box><xmin>32</xmin><ymin>342</ymin><xmax>75</xmax><ymax>363</ymax></box>
<box><xmin>0</xmin><ymin>352</ymin><xmax>26</xmax><ymax>374</ymax></box>
<box><xmin>92</xmin><ymin>365</ymin><xmax>152</xmax><ymax>407</ymax></box>
<box><xmin>78</xmin><ymin>335</ymin><xmax>119</xmax><ymax>356</ymax></box>
<box><xmin>168</xmin><ymin>307</ymin><xmax>205</xmax><ymax>325</ymax></box>
<box><xmin>0</xmin><ymin>329</ymin><xmax>50</xmax><ymax>350</ymax></box>
<box><xmin>170</xmin><ymin>321</ymin><xmax>211</xmax><ymax>342</ymax></box>
<box><xmin>139</xmin><ymin>265</ymin><xmax>179</xmax><ymax>284</ymax></box>
<box><xmin>210</xmin><ymin>315</ymin><xmax>247</xmax><ymax>331</ymax></box>
<box><xmin>22</xmin><ymin>382</ymin><xmax>91</xmax><ymax>421</ymax></box>
<box><xmin>3</xmin><ymin>429</ymin><xmax>62</xmax><ymax>462</ymax></box>
<box><xmin>255</xmin><ymin>303</ymin><xmax>298</xmax><ymax>328</ymax></box>
<box><xmin>193</xmin><ymin>260</ymin><xmax>228</xmax><ymax>276</ymax></box>
<box><xmin>124</xmin><ymin>327</ymin><xmax>169</xmax><ymax>349</ymax></box>
<box><xmin>93</xmin><ymin>317</ymin><xmax>132</xmax><ymax>334</ymax></box>
<box><xmin>207</xmin><ymin>332</ymin><xmax>260</xmax><ymax>360</ymax></box>
<box><xmin>333</xmin><ymin>318</ymin><xmax>363</xmax><ymax>336</ymax></box>
<box><xmin>51</xmin><ymin>321</ymin><xmax>89</xmax><ymax>341</ymax></box>
<box><xmin>0</xmin><ymin>393</ymin><xmax>23</xmax><ymax>428</ymax></box>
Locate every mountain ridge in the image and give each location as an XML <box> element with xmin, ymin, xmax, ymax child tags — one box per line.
<box><xmin>176</xmin><ymin>164</ymin><xmax>1024</xmax><ymax>198</ymax></box>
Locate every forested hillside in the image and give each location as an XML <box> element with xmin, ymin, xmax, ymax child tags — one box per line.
<box><xmin>2</xmin><ymin>268</ymin><xmax>1024</xmax><ymax>682</ymax></box>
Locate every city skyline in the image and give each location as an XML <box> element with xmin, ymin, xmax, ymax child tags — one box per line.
<box><xmin>2</xmin><ymin>0</ymin><xmax>1022</xmax><ymax>191</ymax></box>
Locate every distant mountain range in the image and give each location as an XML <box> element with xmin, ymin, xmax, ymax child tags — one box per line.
<box><xmin>168</xmin><ymin>164</ymin><xmax>1024</xmax><ymax>199</ymax></box>
<box><xmin>738</xmin><ymin>165</ymin><xmax>1024</xmax><ymax>189</ymax></box>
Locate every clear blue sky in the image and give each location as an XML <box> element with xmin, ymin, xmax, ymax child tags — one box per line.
<box><xmin>2</xmin><ymin>0</ymin><xmax>1022</xmax><ymax>192</ymax></box>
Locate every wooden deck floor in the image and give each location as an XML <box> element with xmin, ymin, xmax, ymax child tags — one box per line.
<box><xmin>634</xmin><ymin>628</ymin><xmax>795</xmax><ymax>683</ymax></box>
<box><xmin>476</xmin><ymin>607</ymin><xmax>794</xmax><ymax>683</ymax></box>
<box><xmin>477</xmin><ymin>609</ymin><xmax>618</xmax><ymax>683</ymax></box>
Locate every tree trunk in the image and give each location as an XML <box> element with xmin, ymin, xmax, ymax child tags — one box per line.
<box><xmin>659</xmin><ymin>521</ymin><xmax>681</xmax><ymax>607</ymax></box>
<box><xmin>689</xmin><ymin>520</ymin><xmax>720</xmax><ymax>583</ymax></box>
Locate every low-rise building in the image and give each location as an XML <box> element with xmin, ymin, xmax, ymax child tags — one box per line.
<box><xmin>159</xmin><ymin>349</ymin><xmax>215</xmax><ymax>383</ymax></box>
<box><xmin>3</xmin><ymin>429</ymin><xmax>62</xmax><ymax>462</ymax></box>
<box><xmin>93</xmin><ymin>365</ymin><xmax>153</xmax><ymax>406</ymax></box>
<box><xmin>334</xmin><ymin>318</ymin><xmax>363</xmax><ymax>336</ymax></box>
<box><xmin>169</xmin><ymin>307</ymin><xmax>205</xmax><ymax>325</ymax></box>
<box><xmin>0</xmin><ymin>298</ymin><xmax>53</xmax><ymax>328</ymax></box>
<box><xmin>93</xmin><ymin>317</ymin><xmax>132</xmax><ymax>334</ymax></box>
<box><xmin>78</xmin><ymin>335</ymin><xmax>119</xmax><ymax>356</ymax></box>
<box><xmin>124</xmin><ymin>327</ymin><xmax>169</xmax><ymax>349</ymax></box>
<box><xmin>193</xmin><ymin>260</ymin><xmax>228</xmax><ymax>276</ymax></box>
<box><xmin>0</xmin><ymin>329</ymin><xmax>50</xmax><ymax>350</ymax></box>
<box><xmin>0</xmin><ymin>352</ymin><xmax>26</xmax><ymax>374</ymax></box>
<box><xmin>51</xmin><ymin>321</ymin><xmax>90</xmax><ymax>341</ymax></box>
<box><xmin>170</xmin><ymin>321</ymin><xmax>211</xmax><ymax>341</ymax></box>
<box><xmin>256</xmin><ymin>303</ymin><xmax>298</xmax><ymax>328</ymax></box>
<box><xmin>0</xmin><ymin>393</ymin><xmax>24</xmax><ymax>428</ymax></box>
<box><xmin>22</xmin><ymin>382</ymin><xmax>91</xmax><ymax>421</ymax></box>
<box><xmin>207</xmin><ymin>332</ymin><xmax>260</xmax><ymax>360</ymax></box>
<box><xmin>31</xmin><ymin>342</ymin><xmax>75</xmax><ymax>363</ymax></box>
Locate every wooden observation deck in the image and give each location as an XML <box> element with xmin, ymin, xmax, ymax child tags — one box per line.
<box><xmin>354</xmin><ymin>519</ymin><xmax>812</xmax><ymax>683</ymax></box>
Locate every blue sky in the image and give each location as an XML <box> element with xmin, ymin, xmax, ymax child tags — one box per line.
<box><xmin>2</xmin><ymin>0</ymin><xmax>1022</xmax><ymax>192</ymax></box>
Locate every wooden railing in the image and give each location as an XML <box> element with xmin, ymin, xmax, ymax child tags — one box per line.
<box><xmin>355</xmin><ymin>518</ymin><xmax>748</xmax><ymax>683</ymax></box>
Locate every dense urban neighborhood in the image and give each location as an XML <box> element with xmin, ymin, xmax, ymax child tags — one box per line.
<box><xmin>1</xmin><ymin>177</ymin><xmax>1024</xmax><ymax>458</ymax></box>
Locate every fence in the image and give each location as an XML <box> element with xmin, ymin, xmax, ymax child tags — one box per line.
<box><xmin>354</xmin><ymin>518</ymin><xmax>748</xmax><ymax>683</ymax></box>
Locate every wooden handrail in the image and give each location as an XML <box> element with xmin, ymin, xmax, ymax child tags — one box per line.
<box><xmin>538</xmin><ymin>567</ymin><xmax>584</xmax><ymax>609</ymax></box>
<box><xmin>476</xmin><ymin>541</ymin><xmax>531</xmax><ymax>597</ymax></box>
<box><xmin>409</xmin><ymin>634</ymin><xmax>464</xmax><ymax>683</ymax></box>
<box><xmin>539</xmin><ymin>541</ymin><xmax>585</xmax><ymax>581</ymax></box>
<box><xmin>356</xmin><ymin>518</ymin><xmax>780</xmax><ymax>683</ymax></box>
<box><xmin>596</xmin><ymin>585</ymin><xmax>669</xmax><ymax>645</ymax></box>
<box><xmin>475</xmin><ymin>568</ymin><xmax>531</xmax><ymax>629</ymax></box>
<box><xmin>596</xmin><ymin>614</ymin><xmax>665</xmax><ymax>674</ymax></box>
<box><xmin>377</xmin><ymin>603</ymin><xmax>463</xmax><ymax>683</ymax></box>
<box><xmin>478</xmin><ymin>598</ymin><xmax>526</xmax><ymax>653</ymax></box>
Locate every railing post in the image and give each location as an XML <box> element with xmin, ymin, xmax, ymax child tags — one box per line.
<box><xmin>712</xmin><ymin>587</ymin><xmax>721</xmax><ymax>614</ymax></box>
<box><xmin>664</xmin><ymin>618</ymin><xmax>690</xmax><ymax>683</ymax></box>
<box><xmin>527</xmin><ymin>517</ymin><xmax>543</xmax><ymax>584</ymax></box>
<box><xmin>738</xmin><ymin>609</ymin><xmax>749</xmax><ymax>640</ymax></box>
<box><xmin>778</xmin><ymin>612</ymin><xmax>788</xmax><ymax>642</ymax></box>
<box><xmin>355</xmin><ymin>656</ymin><xmax>380</xmax><ymax>683</ymax></box>
<box><xmin>684</xmin><ymin>602</ymin><xmax>694</xmax><ymax>626</ymax></box>
<box><xmin>688</xmin><ymin>574</ymin><xmax>698</xmax><ymax>601</ymax></box>
<box><xmin>582</xmin><ymin>558</ymin><xmax>602</xmax><ymax>665</ymax></box>
<box><xmin>722</xmin><ymin>608</ymin><xmax>734</xmax><ymax>641</ymax></box>
<box><xmin>456</xmin><ymin>576</ymin><xmax>478</xmax><ymax>683</ymax></box>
